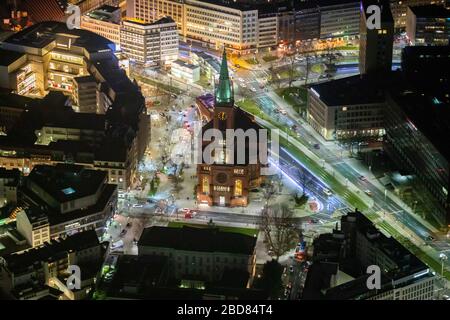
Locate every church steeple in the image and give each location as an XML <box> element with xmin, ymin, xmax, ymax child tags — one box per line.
<box><xmin>215</xmin><ymin>48</ymin><xmax>234</xmax><ymax>106</ymax></box>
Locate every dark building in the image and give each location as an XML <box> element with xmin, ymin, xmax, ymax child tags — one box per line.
<box><xmin>359</xmin><ymin>0</ymin><xmax>395</xmax><ymax>75</ymax></box>
<box><xmin>406</xmin><ymin>5</ymin><xmax>450</xmax><ymax>46</ymax></box>
<box><xmin>0</xmin><ymin>229</ymin><xmax>104</xmax><ymax>300</ymax></box>
<box><xmin>303</xmin><ymin>211</ymin><xmax>436</xmax><ymax>300</ymax></box>
<box><xmin>384</xmin><ymin>46</ymin><xmax>450</xmax><ymax>226</ymax></box>
<box><xmin>197</xmin><ymin>50</ymin><xmax>263</xmax><ymax>207</ymax></box>
<box><xmin>16</xmin><ymin>163</ymin><xmax>117</xmax><ymax>246</ymax></box>
<box><xmin>138</xmin><ymin>226</ymin><xmax>257</xmax><ymax>284</ymax></box>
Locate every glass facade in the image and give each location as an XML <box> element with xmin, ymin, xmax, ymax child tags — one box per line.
<box><xmin>384</xmin><ymin>93</ymin><xmax>450</xmax><ymax>225</ymax></box>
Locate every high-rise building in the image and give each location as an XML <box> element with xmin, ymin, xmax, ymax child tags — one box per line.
<box><xmin>307</xmin><ymin>75</ymin><xmax>386</xmax><ymax>140</ymax></box>
<box><xmin>390</xmin><ymin>0</ymin><xmax>447</xmax><ymax>30</ymax></box>
<box><xmin>384</xmin><ymin>45</ymin><xmax>450</xmax><ymax>226</ymax></box>
<box><xmin>359</xmin><ymin>0</ymin><xmax>394</xmax><ymax>75</ymax></box>
<box><xmin>16</xmin><ymin>164</ymin><xmax>117</xmax><ymax>245</ymax></box>
<box><xmin>318</xmin><ymin>0</ymin><xmax>361</xmax><ymax>40</ymax></box>
<box><xmin>406</xmin><ymin>5</ymin><xmax>450</xmax><ymax>45</ymax></box>
<box><xmin>197</xmin><ymin>50</ymin><xmax>263</xmax><ymax>207</ymax></box>
<box><xmin>303</xmin><ymin>210</ymin><xmax>436</xmax><ymax>300</ymax></box>
<box><xmin>0</xmin><ymin>230</ymin><xmax>104</xmax><ymax>300</ymax></box>
<box><xmin>120</xmin><ymin>17</ymin><xmax>179</xmax><ymax>67</ymax></box>
<box><xmin>80</xmin><ymin>5</ymin><xmax>122</xmax><ymax>46</ymax></box>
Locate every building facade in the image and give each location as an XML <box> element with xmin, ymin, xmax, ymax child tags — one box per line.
<box><xmin>80</xmin><ymin>5</ymin><xmax>122</xmax><ymax>46</ymax></box>
<box><xmin>196</xmin><ymin>50</ymin><xmax>262</xmax><ymax>207</ymax></box>
<box><xmin>171</xmin><ymin>59</ymin><xmax>200</xmax><ymax>83</ymax></box>
<box><xmin>390</xmin><ymin>0</ymin><xmax>447</xmax><ymax>30</ymax></box>
<box><xmin>138</xmin><ymin>226</ymin><xmax>257</xmax><ymax>284</ymax></box>
<box><xmin>318</xmin><ymin>0</ymin><xmax>361</xmax><ymax>40</ymax></box>
<box><xmin>120</xmin><ymin>17</ymin><xmax>179</xmax><ymax>67</ymax></box>
<box><xmin>307</xmin><ymin>75</ymin><xmax>386</xmax><ymax>141</ymax></box>
<box><xmin>406</xmin><ymin>5</ymin><xmax>450</xmax><ymax>45</ymax></box>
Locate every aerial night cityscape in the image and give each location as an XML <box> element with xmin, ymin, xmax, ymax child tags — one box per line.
<box><xmin>0</xmin><ymin>0</ymin><xmax>449</xmax><ymax>307</ymax></box>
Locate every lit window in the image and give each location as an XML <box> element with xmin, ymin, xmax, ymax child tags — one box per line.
<box><xmin>234</xmin><ymin>179</ymin><xmax>242</xmax><ymax>196</ymax></box>
<box><xmin>202</xmin><ymin>177</ymin><xmax>209</xmax><ymax>194</ymax></box>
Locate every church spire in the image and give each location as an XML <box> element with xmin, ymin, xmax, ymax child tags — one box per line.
<box><xmin>215</xmin><ymin>48</ymin><xmax>233</xmax><ymax>106</ymax></box>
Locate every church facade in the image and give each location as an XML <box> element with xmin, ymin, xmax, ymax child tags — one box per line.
<box><xmin>196</xmin><ymin>50</ymin><xmax>263</xmax><ymax>207</ymax></box>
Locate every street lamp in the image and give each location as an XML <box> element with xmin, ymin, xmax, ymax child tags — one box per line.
<box><xmin>439</xmin><ymin>253</ymin><xmax>448</xmax><ymax>277</ymax></box>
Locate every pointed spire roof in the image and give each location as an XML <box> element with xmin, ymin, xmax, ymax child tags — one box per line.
<box><xmin>215</xmin><ymin>48</ymin><xmax>233</xmax><ymax>106</ymax></box>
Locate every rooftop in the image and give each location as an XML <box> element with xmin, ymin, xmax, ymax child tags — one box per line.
<box><xmin>409</xmin><ymin>4</ymin><xmax>450</xmax><ymax>18</ymax></box>
<box><xmin>2</xmin><ymin>230</ymin><xmax>100</xmax><ymax>274</ymax></box>
<box><xmin>26</xmin><ymin>164</ymin><xmax>107</xmax><ymax>203</ymax></box>
<box><xmin>0</xmin><ymin>48</ymin><xmax>25</xmax><ymax>66</ymax></box>
<box><xmin>3</xmin><ymin>21</ymin><xmax>114</xmax><ymax>52</ymax></box>
<box><xmin>309</xmin><ymin>74</ymin><xmax>386</xmax><ymax>106</ymax></box>
<box><xmin>172</xmin><ymin>59</ymin><xmax>199</xmax><ymax>70</ymax></box>
<box><xmin>139</xmin><ymin>226</ymin><xmax>257</xmax><ymax>255</ymax></box>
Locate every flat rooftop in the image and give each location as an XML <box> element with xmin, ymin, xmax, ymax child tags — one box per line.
<box><xmin>310</xmin><ymin>74</ymin><xmax>386</xmax><ymax>106</ymax></box>
<box><xmin>26</xmin><ymin>164</ymin><xmax>107</xmax><ymax>203</ymax></box>
<box><xmin>409</xmin><ymin>4</ymin><xmax>450</xmax><ymax>18</ymax></box>
<box><xmin>0</xmin><ymin>48</ymin><xmax>25</xmax><ymax>66</ymax></box>
<box><xmin>2</xmin><ymin>21</ymin><xmax>114</xmax><ymax>52</ymax></box>
<box><xmin>139</xmin><ymin>226</ymin><xmax>257</xmax><ymax>255</ymax></box>
<box><xmin>2</xmin><ymin>230</ymin><xmax>99</xmax><ymax>274</ymax></box>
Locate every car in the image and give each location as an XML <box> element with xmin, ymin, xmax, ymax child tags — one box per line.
<box><xmin>289</xmin><ymin>266</ymin><xmax>294</xmax><ymax>273</ymax></box>
<box><xmin>427</xmin><ymin>235</ymin><xmax>435</xmax><ymax>241</ymax></box>
<box><xmin>132</xmin><ymin>204</ymin><xmax>143</xmax><ymax>208</ymax></box>
<box><xmin>443</xmin><ymin>294</ymin><xmax>450</xmax><ymax>300</ymax></box>
<box><xmin>313</xmin><ymin>143</ymin><xmax>320</xmax><ymax>149</ymax></box>
<box><xmin>234</xmin><ymin>64</ymin><xmax>241</xmax><ymax>68</ymax></box>
<box><xmin>364</xmin><ymin>190</ymin><xmax>373</xmax><ymax>197</ymax></box>
<box><xmin>279</xmin><ymin>109</ymin><xmax>287</xmax><ymax>115</ymax></box>
<box><xmin>323</xmin><ymin>188</ymin><xmax>332</xmax><ymax>196</ymax></box>
<box><xmin>250</xmin><ymin>88</ymin><xmax>257</xmax><ymax>92</ymax></box>
<box><xmin>250</xmin><ymin>188</ymin><xmax>260</xmax><ymax>192</ymax></box>
<box><xmin>359</xmin><ymin>175</ymin><xmax>367</xmax><ymax>182</ymax></box>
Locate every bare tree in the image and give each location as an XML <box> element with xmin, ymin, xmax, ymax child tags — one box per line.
<box><xmin>171</xmin><ymin>173</ymin><xmax>183</xmax><ymax>197</ymax></box>
<box><xmin>261</xmin><ymin>179</ymin><xmax>277</xmax><ymax>206</ymax></box>
<box><xmin>286</xmin><ymin>52</ymin><xmax>297</xmax><ymax>88</ymax></box>
<box><xmin>260</xmin><ymin>204</ymin><xmax>299</xmax><ymax>261</ymax></box>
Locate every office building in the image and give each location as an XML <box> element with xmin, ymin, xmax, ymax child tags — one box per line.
<box><xmin>80</xmin><ymin>5</ymin><xmax>122</xmax><ymax>46</ymax></box>
<box><xmin>384</xmin><ymin>46</ymin><xmax>450</xmax><ymax>226</ymax></box>
<box><xmin>120</xmin><ymin>17</ymin><xmax>179</xmax><ymax>67</ymax></box>
<box><xmin>138</xmin><ymin>226</ymin><xmax>257</xmax><ymax>284</ymax></box>
<box><xmin>360</xmin><ymin>0</ymin><xmax>394</xmax><ymax>75</ymax></box>
<box><xmin>303</xmin><ymin>210</ymin><xmax>436</xmax><ymax>300</ymax></box>
<box><xmin>406</xmin><ymin>5</ymin><xmax>450</xmax><ymax>45</ymax></box>
<box><xmin>0</xmin><ymin>230</ymin><xmax>103</xmax><ymax>300</ymax></box>
<box><xmin>16</xmin><ymin>164</ymin><xmax>117</xmax><ymax>246</ymax></box>
<box><xmin>171</xmin><ymin>59</ymin><xmax>200</xmax><ymax>83</ymax></box>
<box><xmin>307</xmin><ymin>75</ymin><xmax>386</xmax><ymax>140</ymax></box>
<box><xmin>196</xmin><ymin>50</ymin><xmax>263</xmax><ymax>207</ymax></box>
<box><xmin>0</xmin><ymin>22</ymin><xmax>150</xmax><ymax>190</ymax></box>
<box><xmin>318</xmin><ymin>0</ymin><xmax>361</xmax><ymax>40</ymax></box>
<box><xmin>390</xmin><ymin>0</ymin><xmax>447</xmax><ymax>30</ymax></box>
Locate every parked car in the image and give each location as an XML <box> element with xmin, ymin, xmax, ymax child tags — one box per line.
<box><xmin>323</xmin><ymin>188</ymin><xmax>332</xmax><ymax>196</ymax></box>
<box><xmin>364</xmin><ymin>190</ymin><xmax>373</xmax><ymax>197</ymax></box>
